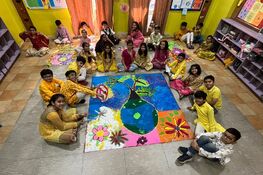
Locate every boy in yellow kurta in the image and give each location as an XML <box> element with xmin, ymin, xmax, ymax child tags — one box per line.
<box><xmin>187</xmin><ymin>91</ymin><xmax>225</xmax><ymax>136</ymax></box>
<box><xmin>165</xmin><ymin>53</ymin><xmax>186</xmax><ymax>80</ymax></box>
<box><xmin>60</xmin><ymin>70</ymin><xmax>100</xmax><ymax>106</ymax></box>
<box><xmin>174</xmin><ymin>22</ymin><xmax>189</xmax><ymax>40</ymax></box>
<box><xmin>199</xmin><ymin>75</ymin><xmax>222</xmax><ymax>113</ymax></box>
<box><xmin>68</xmin><ymin>56</ymin><xmax>88</xmax><ymax>85</ymax></box>
<box><xmin>39</xmin><ymin>69</ymin><xmax>63</xmax><ymax>103</ymax></box>
<box><xmin>97</xmin><ymin>44</ymin><xmax>118</xmax><ymax>72</ymax></box>
<box><xmin>39</xmin><ymin>94</ymin><xmax>86</xmax><ymax>143</ymax></box>
<box><xmin>79</xmin><ymin>42</ymin><xmax>97</xmax><ymax>74</ymax></box>
<box><xmin>194</xmin><ymin>35</ymin><xmax>215</xmax><ymax>61</ymax></box>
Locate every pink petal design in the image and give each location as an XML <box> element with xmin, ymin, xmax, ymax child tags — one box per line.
<box><xmin>104</xmin><ymin>130</ymin><xmax>110</xmax><ymax>136</ymax></box>
<box><xmin>92</xmin><ymin>128</ymin><xmax>98</xmax><ymax>134</ymax></box>
<box><xmin>103</xmin><ymin>127</ymin><xmax>108</xmax><ymax>132</ymax></box>
<box><xmin>93</xmin><ymin>135</ymin><xmax>98</xmax><ymax>140</ymax></box>
<box><xmin>97</xmin><ymin>125</ymin><xmax>103</xmax><ymax>131</ymax></box>
<box><xmin>98</xmin><ymin>136</ymin><xmax>104</xmax><ymax>142</ymax></box>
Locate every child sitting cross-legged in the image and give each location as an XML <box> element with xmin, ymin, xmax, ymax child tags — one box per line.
<box><xmin>134</xmin><ymin>43</ymin><xmax>153</xmax><ymax>71</ymax></box>
<box><xmin>79</xmin><ymin>42</ymin><xmax>97</xmax><ymax>74</ymax></box>
<box><xmin>97</xmin><ymin>44</ymin><xmax>118</xmax><ymax>72</ymax></box>
<box><xmin>39</xmin><ymin>94</ymin><xmax>86</xmax><ymax>144</ymax></box>
<box><xmin>194</xmin><ymin>35</ymin><xmax>215</xmax><ymax>61</ymax></box>
<box><xmin>187</xmin><ymin>91</ymin><xmax>225</xmax><ymax>136</ymax></box>
<box><xmin>68</xmin><ymin>56</ymin><xmax>88</xmax><ymax>85</ymax></box>
<box><xmin>151</xmin><ymin>40</ymin><xmax>170</xmax><ymax>69</ymax></box>
<box><xmin>165</xmin><ymin>53</ymin><xmax>187</xmax><ymax>80</ymax></box>
<box><xmin>176</xmin><ymin>128</ymin><xmax>241</xmax><ymax>165</ymax></box>
<box><xmin>147</xmin><ymin>25</ymin><xmax>163</xmax><ymax>51</ymax></box>
<box><xmin>39</xmin><ymin>69</ymin><xmax>63</xmax><ymax>103</ymax></box>
<box><xmin>170</xmin><ymin>64</ymin><xmax>203</xmax><ymax>99</ymax></box>
<box><xmin>54</xmin><ymin>20</ymin><xmax>71</xmax><ymax>44</ymax></box>
<box><xmin>60</xmin><ymin>70</ymin><xmax>101</xmax><ymax>106</ymax></box>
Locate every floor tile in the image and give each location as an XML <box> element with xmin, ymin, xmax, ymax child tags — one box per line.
<box><xmin>21</xmin><ymin>80</ymin><xmax>38</xmax><ymax>90</ymax></box>
<box><xmin>0</xmin><ymin>126</ymin><xmax>13</xmax><ymax>144</ymax></box>
<box><xmin>0</xmin><ymin>90</ymin><xmax>19</xmax><ymax>101</ymax></box>
<box><xmin>5</xmin><ymin>81</ymin><xmax>25</xmax><ymax>91</ymax></box>
<box><xmin>246</xmin><ymin>115</ymin><xmax>263</xmax><ymax>130</ymax></box>
<box><xmin>7</xmin><ymin>99</ymin><xmax>28</xmax><ymax>112</ymax></box>
<box><xmin>235</xmin><ymin>104</ymin><xmax>256</xmax><ymax>116</ymax></box>
<box><xmin>0</xmin><ymin>112</ymin><xmax>21</xmax><ymax>126</ymax></box>
<box><xmin>0</xmin><ymin>100</ymin><xmax>12</xmax><ymax>114</ymax></box>
<box><xmin>14</xmin><ymin>89</ymin><xmax>34</xmax><ymax>100</ymax></box>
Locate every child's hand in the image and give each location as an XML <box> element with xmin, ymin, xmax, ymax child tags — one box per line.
<box><xmin>187</xmin><ymin>107</ymin><xmax>194</xmax><ymax>111</ymax></box>
<box><xmin>77</xmin><ymin>119</ymin><xmax>85</xmax><ymax>127</ymax></box>
<box><xmin>191</xmin><ymin>139</ymin><xmax>200</xmax><ymax>151</ymax></box>
<box><xmin>78</xmin><ymin>113</ymin><xmax>87</xmax><ymax>120</ymax></box>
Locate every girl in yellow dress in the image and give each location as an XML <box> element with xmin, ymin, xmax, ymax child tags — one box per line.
<box><xmin>134</xmin><ymin>43</ymin><xmax>153</xmax><ymax>71</ymax></box>
<box><xmin>194</xmin><ymin>35</ymin><xmax>215</xmax><ymax>61</ymax></box>
<box><xmin>97</xmin><ymin>44</ymin><xmax>118</xmax><ymax>72</ymax></box>
<box><xmin>79</xmin><ymin>42</ymin><xmax>97</xmax><ymax>73</ymax></box>
<box><xmin>39</xmin><ymin>94</ymin><xmax>85</xmax><ymax>144</ymax></box>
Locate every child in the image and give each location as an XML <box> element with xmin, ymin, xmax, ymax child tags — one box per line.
<box><xmin>199</xmin><ymin>75</ymin><xmax>222</xmax><ymax>113</ymax></box>
<box><xmin>101</xmin><ymin>21</ymin><xmax>120</xmax><ymax>45</ymax></box>
<box><xmin>127</xmin><ymin>21</ymin><xmax>144</xmax><ymax>48</ymax></box>
<box><xmin>147</xmin><ymin>25</ymin><xmax>163</xmax><ymax>51</ymax></box>
<box><xmin>147</xmin><ymin>20</ymin><xmax>155</xmax><ymax>36</ymax></box>
<box><xmin>79</xmin><ymin>21</ymin><xmax>93</xmax><ymax>36</ymax></box>
<box><xmin>75</xmin><ymin>29</ymin><xmax>91</xmax><ymax>53</ymax></box>
<box><xmin>151</xmin><ymin>40</ymin><xmax>169</xmax><ymax>69</ymax></box>
<box><xmin>187</xmin><ymin>91</ymin><xmax>225</xmax><ymax>136</ymax></box>
<box><xmin>193</xmin><ymin>23</ymin><xmax>204</xmax><ymax>44</ymax></box>
<box><xmin>60</xmin><ymin>70</ymin><xmax>99</xmax><ymax>106</ymax></box>
<box><xmin>117</xmin><ymin>40</ymin><xmax>138</xmax><ymax>72</ymax></box>
<box><xmin>182</xmin><ymin>23</ymin><xmax>204</xmax><ymax>49</ymax></box>
<box><xmin>97</xmin><ymin>44</ymin><xmax>118</xmax><ymax>72</ymax></box>
<box><xmin>170</xmin><ymin>64</ymin><xmax>203</xmax><ymax>99</ymax></box>
<box><xmin>39</xmin><ymin>69</ymin><xmax>63</xmax><ymax>103</ymax></box>
<box><xmin>134</xmin><ymin>43</ymin><xmax>153</xmax><ymax>71</ymax></box>
<box><xmin>68</xmin><ymin>56</ymin><xmax>87</xmax><ymax>85</ymax></box>
<box><xmin>54</xmin><ymin>20</ymin><xmax>71</xmax><ymax>44</ymax></box>
<box><xmin>165</xmin><ymin>53</ymin><xmax>186</xmax><ymax>80</ymax></box>
<box><xmin>19</xmin><ymin>26</ymin><xmax>49</xmax><ymax>57</ymax></box>
<box><xmin>39</xmin><ymin>94</ymin><xmax>85</xmax><ymax>144</ymax></box>
<box><xmin>174</xmin><ymin>22</ymin><xmax>189</xmax><ymax>41</ymax></box>
<box><xmin>80</xmin><ymin>42</ymin><xmax>97</xmax><ymax>74</ymax></box>
<box><xmin>194</xmin><ymin>35</ymin><xmax>215</xmax><ymax>61</ymax></box>
<box><xmin>95</xmin><ymin>34</ymin><xmax>114</xmax><ymax>56</ymax></box>
<box><xmin>176</xmin><ymin>128</ymin><xmax>241</xmax><ymax>165</ymax></box>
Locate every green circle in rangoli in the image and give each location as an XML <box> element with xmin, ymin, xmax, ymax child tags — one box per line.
<box><xmin>133</xmin><ymin>112</ymin><xmax>141</xmax><ymax>119</ymax></box>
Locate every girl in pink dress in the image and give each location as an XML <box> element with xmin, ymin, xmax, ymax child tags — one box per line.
<box><xmin>127</xmin><ymin>21</ymin><xmax>144</xmax><ymax>48</ymax></box>
<box><xmin>152</xmin><ymin>40</ymin><xmax>169</xmax><ymax>69</ymax></box>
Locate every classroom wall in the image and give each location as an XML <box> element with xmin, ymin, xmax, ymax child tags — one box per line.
<box><xmin>0</xmin><ymin>1</ymin><xmax>25</xmax><ymax>44</ymax></box>
<box><xmin>113</xmin><ymin>0</ymin><xmax>129</xmax><ymax>36</ymax></box>
<box><xmin>202</xmin><ymin>0</ymin><xmax>239</xmax><ymax>37</ymax></box>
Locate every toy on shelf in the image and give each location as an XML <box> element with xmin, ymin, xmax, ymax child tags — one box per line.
<box><xmin>239</xmin><ymin>42</ymin><xmax>255</xmax><ymax>58</ymax></box>
<box><xmin>223</xmin><ymin>56</ymin><xmax>235</xmax><ymax>68</ymax></box>
<box><xmin>218</xmin><ymin>31</ymin><xmax>236</xmax><ymax>42</ymax></box>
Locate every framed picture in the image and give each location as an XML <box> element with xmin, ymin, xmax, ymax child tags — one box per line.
<box><xmin>170</xmin><ymin>0</ymin><xmax>205</xmax><ymax>11</ymax></box>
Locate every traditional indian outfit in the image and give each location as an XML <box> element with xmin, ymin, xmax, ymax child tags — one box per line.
<box><xmin>95</xmin><ymin>40</ymin><xmax>113</xmax><ymax>55</ymax></box>
<box><xmin>127</xmin><ymin>30</ymin><xmax>144</xmax><ymax>48</ymax></box>
<box><xmin>54</xmin><ymin>26</ymin><xmax>71</xmax><ymax>44</ymax></box>
<box><xmin>165</xmin><ymin>59</ymin><xmax>186</xmax><ymax>80</ymax></box>
<box><xmin>79</xmin><ymin>50</ymin><xmax>97</xmax><ymax>73</ymax></box>
<box><xmin>117</xmin><ymin>49</ymin><xmax>137</xmax><ymax>72</ymax></box>
<box><xmin>134</xmin><ymin>53</ymin><xmax>153</xmax><ymax>71</ymax></box>
<box><xmin>79</xmin><ymin>26</ymin><xmax>93</xmax><ymax>36</ymax></box>
<box><xmin>195</xmin><ymin>41</ymin><xmax>215</xmax><ymax>61</ymax></box>
<box><xmin>39</xmin><ymin>78</ymin><xmax>63</xmax><ymax>103</ymax></box>
<box><xmin>147</xmin><ymin>32</ymin><xmax>163</xmax><ymax>50</ymax></box>
<box><xmin>97</xmin><ymin>51</ymin><xmax>118</xmax><ymax>72</ymax></box>
<box><xmin>68</xmin><ymin>62</ymin><xmax>87</xmax><ymax>83</ymax></box>
<box><xmin>175</xmin><ymin>28</ymin><xmax>189</xmax><ymax>40</ymax></box>
<box><xmin>151</xmin><ymin>49</ymin><xmax>169</xmax><ymax>69</ymax></box>
<box><xmin>19</xmin><ymin>32</ymin><xmax>49</xmax><ymax>57</ymax></box>
<box><xmin>101</xmin><ymin>27</ymin><xmax>120</xmax><ymax>45</ymax></box>
<box><xmin>39</xmin><ymin>107</ymin><xmax>78</xmax><ymax>143</ymax></box>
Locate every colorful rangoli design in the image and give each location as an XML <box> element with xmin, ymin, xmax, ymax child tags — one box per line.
<box><xmin>85</xmin><ymin>73</ymin><xmax>193</xmax><ymax>152</ymax></box>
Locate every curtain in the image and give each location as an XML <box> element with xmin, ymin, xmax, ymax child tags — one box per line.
<box><xmin>66</xmin><ymin>0</ymin><xmax>94</xmax><ymax>35</ymax></box>
<box><xmin>96</xmin><ymin>0</ymin><xmax>113</xmax><ymax>29</ymax></box>
<box><xmin>152</xmin><ymin>0</ymin><xmax>172</xmax><ymax>34</ymax></box>
<box><xmin>128</xmin><ymin>0</ymin><xmax>151</xmax><ymax>35</ymax></box>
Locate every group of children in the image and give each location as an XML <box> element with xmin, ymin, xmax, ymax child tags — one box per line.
<box><xmin>29</xmin><ymin>19</ymin><xmax>241</xmax><ymax>166</ymax></box>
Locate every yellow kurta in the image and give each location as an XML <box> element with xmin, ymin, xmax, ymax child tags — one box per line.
<box><xmin>39</xmin><ymin>107</ymin><xmax>78</xmax><ymax>143</ymax></box>
<box><xmin>192</xmin><ymin>102</ymin><xmax>225</xmax><ymax>132</ymax></box>
<box><xmin>68</xmin><ymin>62</ymin><xmax>80</xmax><ymax>75</ymax></box>
<box><xmin>134</xmin><ymin>54</ymin><xmax>153</xmax><ymax>71</ymax></box>
<box><xmin>60</xmin><ymin>80</ymin><xmax>96</xmax><ymax>105</ymax></box>
<box><xmin>167</xmin><ymin>60</ymin><xmax>186</xmax><ymax>79</ymax></box>
<box><xmin>196</xmin><ymin>42</ymin><xmax>215</xmax><ymax>61</ymax></box>
<box><xmin>97</xmin><ymin>51</ymin><xmax>118</xmax><ymax>72</ymax></box>
<box><xmin>79</xmin><ymin>51</ymin><xmax>97</xmax><ymax>73</ymax></box>
<box><xmin>199</xmin><ymin>85</ymin><xmax>222</xmax><ymax>110</ymax></box>
<box><xmin>39</xmin><ymin>78</ymin><xmax>63</xmax><ymax>102</ymax></box>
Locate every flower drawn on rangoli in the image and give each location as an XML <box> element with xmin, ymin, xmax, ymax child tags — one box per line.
<box><xmin>109</xmin><ymin>130</ymin><xmax>128</xmax><ymax>146</ymax></box>
<box><xmin>92</xmin><ymin>125</ymin><xmax>110</xmax><ymax>142</ymax></box>
<box><xmin>164</xmin><ymin>118</ymin><xmax>190</xmax><ymax>138</ymax></box>
<box><xmin>137</xmin><ymin>136</ymin><xmax>148</xmax><ymax>146</ymax></box>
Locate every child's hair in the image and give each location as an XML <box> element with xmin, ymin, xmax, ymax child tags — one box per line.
<box><xmin>178</xmin><ymin>53</ymin><xmax>186</xmax><ymax>59</ymax></box>
<box><xmin>80</xmin><ymin>21</ymin><xmax>87</xmax><ymax>28</ymax></box>
<box><xmin>132</xmin><ymin>21</ymin><xmax>140</xmax><ymax>30</ymax></box>
<box><xmin>194</xmin><ymin>90</ymin><xmax>207</xmax><ymax>100</ymax></box>
<box><xmin>76</xmin><ymin>56</ymin><xmax>86</xmax><ymax>64</ymax></box>
<box><xmin>48</xmin><ymin>94</ymin><xmax>65</xmax><ymax>107</ymax></box>
<box><xmin>100</xmin><ymin>34</ymin><xmax>107</xmax><ymax>41</ymax></box>
<box><xmin>181</xmin><ymin>22</ymin><xmax>187</xmax><ymax>27</ymax></box>
<box><xmin>207</xmin><ymin>35</ymin><xmax>213</xmax><ymax>40</ymax></box>
<box><xmin>226</xmin><ymin>128</ymin><xmax>241</xmax><ymax>141</ymax></box>
<box><xmin>159</xmin><ymin>40</ymin><xmax>169</xmax><ymax>50</ymax></box>
<box><xmin>40</xmin><ymin>69</ymin><xmax>53</xmax><ymax>78</ymax></box>
<box><xmin>138</xmin><ymin>43</ymin><xmax>148</xmax><ymax>57</ymax></box>
<box><xmin>55</xmin><ymin>20</ymin><xmax>62</xmax><ymax>26</ymax></box>
<box><xmin>29</xmin><ymin>26</ymin><xmax>37</xmax><ymax>31</ymax></box>
<box><xmin>189</xmin><ymin>64</ymin><xmax>202</xmax><ymax>75</ymax></box>
<box><xmin>127</xmin><ymin>40</ymin><xmax>133</xmax><ymax>46</ymax></box>
<box><xmin>82</xmin><ymin>42</ymin><xmax>90</xmax><ymax>48</ymax></box>
<box><xmin>204</xmin><ymin>75</ymin><xmax>215</xmax><ymax>82</ymax></box>
<box><xmin>103</xmin><ymin>44</ymin><xmax>113</xmax><ymax>59</ymax></box>
<box><xmin>197</xmin><ymin>22</ymin><xmax>203</xmax><ymax>28</ymax></box>
<box><xmin>81</xmin><ymin>29</ymin><xmax>87</xmax><ymax>34</ymax></box>
<box><xmin>155</xmin><ymin>25</ymin><xmax>161</xmax><ymax>30</ymax></box>
<box><xmin>101</xmin><ymin>21</ymin><xmax>108</xmax><ymax>25</ymax></box>
<box><xmin>65</xmin><ymin>70</ymin><xmax>76</xmax><ymax>77</ymax></box>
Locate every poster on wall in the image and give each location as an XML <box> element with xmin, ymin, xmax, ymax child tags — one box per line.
<box><xmin>23</xmin><ymin>0</ymin><xmax>67</xmax><ymax>9</ymax></box>
<box><xmin>170</xmin><ymin>0</ymin><xmax>204</xmax><ymax>10</ymax></box>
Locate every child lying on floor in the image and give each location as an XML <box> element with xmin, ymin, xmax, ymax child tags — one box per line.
<box><xmin>176</xmin><ymin>128</ymin><xmax>241</xmax><ymax>165</ymax></box>
<box><xmin>39</xmin><ymin>94</ymin><xmax>85</xmax><ymax>144</ymax></box>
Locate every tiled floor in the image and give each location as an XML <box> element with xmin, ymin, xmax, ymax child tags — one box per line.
<box><xmin>0</xmin><ymin>40</ymin><xmax>262</xmax><ymax>175</ymax></box>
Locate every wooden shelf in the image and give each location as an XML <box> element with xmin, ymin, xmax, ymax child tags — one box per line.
<box><xmin>0</xmin><ymin>29</ymin><xmax>7</xmax><ymax>38</ymax></box>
